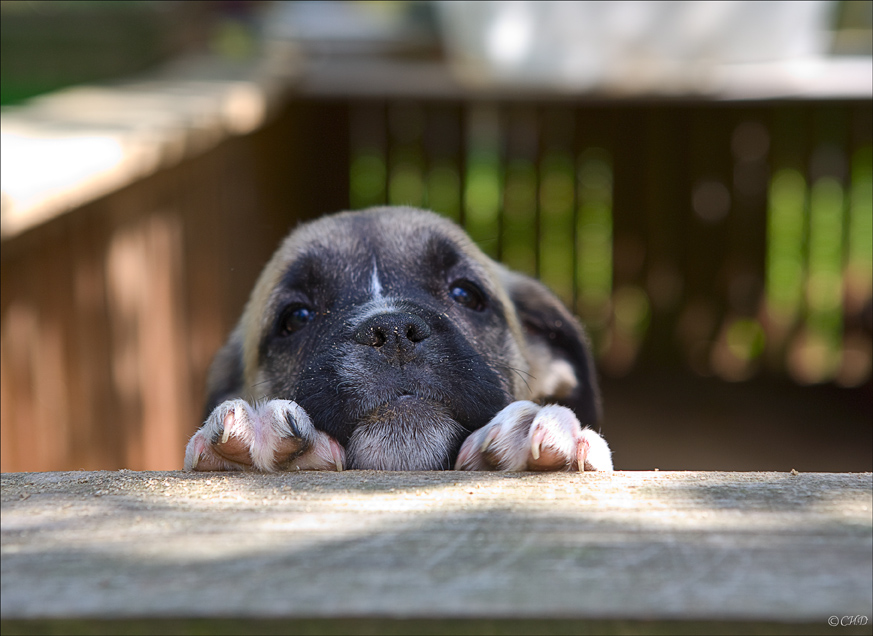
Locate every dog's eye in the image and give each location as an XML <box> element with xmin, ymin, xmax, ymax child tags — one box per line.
<box><xmin>279</xmin><ymin>305</ymin><xmax>314</xmax><ymax>335</ymax></box>
<box><xmin>449</xmin><ymin>280</ymin><xmax>487</xmax><ymax>311</ymax></box>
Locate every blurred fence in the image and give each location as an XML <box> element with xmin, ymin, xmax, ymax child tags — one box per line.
<box><xmin>347</xmin><ymin>99</ymin><xmax>873</xmax><ymax>387</ymax></box>
<box><xmin>1</xmin><ymin>96</ymin><xmax>870</xmax><ymax>472</ymax></box>
<box><xmin>0</xmin><ymin>102</ymin><xmax>350</xmax><ymax>472</ymax></box>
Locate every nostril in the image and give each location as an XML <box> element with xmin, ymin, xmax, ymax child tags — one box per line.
<box><xmin>355</xmin><ymin>324</ymin><xmax>388</xmax><ymax>347</ymax></box>
<box><xmin>354</xmin><ymin>312</ymin><xmax>431</xmax><ymax>348</ymax></box>
<box><xmin>406</xmin><ymin>322</ymin><xmax>429</xmax><ymax>343</ymax></box>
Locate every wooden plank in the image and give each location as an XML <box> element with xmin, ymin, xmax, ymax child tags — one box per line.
<box><xmin>296</xmin><ymin>58</ymin><xmax>873</xmax><ymax>102</ymax></box>
<box><xmin>2</xmin><ymin>471</ymin><xmax>870</xmax><ymax>634</ymax></box>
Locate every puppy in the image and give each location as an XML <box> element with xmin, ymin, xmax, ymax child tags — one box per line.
<box><xmin>185</xmin><ymin>207</ymin><xmax>612</xmax><ymax>472</ymax></box>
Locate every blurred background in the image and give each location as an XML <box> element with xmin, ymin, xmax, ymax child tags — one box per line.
<box><xmin>1</xmin><ymin>1</ymin><xmax>871</xmax><ymax>473</ymax></box>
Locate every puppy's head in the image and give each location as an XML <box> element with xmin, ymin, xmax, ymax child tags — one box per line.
<box><xmin>207</xmin><ymin>207</ymin><xmax>600</xmax><ymax>470</ymax></box>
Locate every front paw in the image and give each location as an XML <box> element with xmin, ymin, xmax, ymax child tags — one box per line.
<box><xmin>455</xmin><ymin>401</ymin><xmax>613</xmax><ymax>472</ymax></box>
<box><xmin>184</xmin><ymin>399</ymin><xmax>345</xmax><ymax>472</ymax></box>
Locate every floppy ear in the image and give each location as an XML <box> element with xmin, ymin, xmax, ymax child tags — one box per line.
<box><xmin>203</xmin><ymin>326</ymin><xmax>246</xmax><ymax>419</ymax></box>
<box><xmin>498</xmin><ymin>268</ymin><xmax>602</xmax><ymax>430</ymax></box>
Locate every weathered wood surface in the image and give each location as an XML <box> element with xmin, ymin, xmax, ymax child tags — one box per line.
<box><xmin>1</xmin><ymin>471</ymin><xmax>871</xmax><ymax>634</ymax></box>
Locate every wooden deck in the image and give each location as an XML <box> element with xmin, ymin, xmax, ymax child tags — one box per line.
<box><xmin>2</xmin><ymin>470</ymin><xmax>871</xmax><ymax>635</ymax></box>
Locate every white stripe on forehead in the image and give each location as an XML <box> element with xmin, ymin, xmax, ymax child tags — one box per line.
<box><xmin>370</xmin><ymin>260</ymin><xmax>384</xmax><ymax>300</ymax></box>
<box><xmin>353</xmin><ymin>259</ymin><xmax>401</xmax><ymax>323</ymax></box>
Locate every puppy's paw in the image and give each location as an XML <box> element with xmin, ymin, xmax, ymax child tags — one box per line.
<box><xmin>184</xmin><ymin>399</ymin><xmax>345</xmax><ymax>472</ymax></box>
<box><xmin>455</xmin><ymin>401</ymin><xmax>612</xmax><ymax>472</ymax></box>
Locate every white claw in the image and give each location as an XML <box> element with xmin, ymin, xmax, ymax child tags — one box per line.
<box><xmin>530</xmin><ymin>428</ymin><xmax>546</xmax><ymax>461</ymax></box>
<box><xmin>333</xmin><ymin>441</ymin><xmax>344</xmax><ymax>472</ymax></box>
<box><xmin>191</xmin><ymin>451</ymin><xmax>200</xmax><ymax>470</ymax></box>
<box><xmin>221</xmin><ymin>411</ymin><xmax>233</xmax><ymax>444</ymax></box>
<box><xmin>480</xmin><ymin>426</ymin><xmax>499</xmax><ymax>453</ymax></box>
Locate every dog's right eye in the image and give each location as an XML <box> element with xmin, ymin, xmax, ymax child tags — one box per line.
<box><xmin>279</xmin><ymin>305</ymin><xmax>314</xmax><ymax>335</ymax></box>
<box><xmin>449</xmin><ymin>280</ymin><xmax>487</xmax><ymax>312</ymax></box>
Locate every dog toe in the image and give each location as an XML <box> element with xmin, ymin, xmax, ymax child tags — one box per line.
<box><xmin>526</xmin><ymin>405</ymin><xmax>580</xmax><ymax>471</ymax></box>
<box><xmin>578</xmin><ymin>427</ymin><xmax>613</xmax><ymax>472</ymax></box>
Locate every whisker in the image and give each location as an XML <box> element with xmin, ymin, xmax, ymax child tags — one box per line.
<box><xmin>447</xmin><ymin>350</ymin><xmax>537</xmax><ymax>395</ymax></box>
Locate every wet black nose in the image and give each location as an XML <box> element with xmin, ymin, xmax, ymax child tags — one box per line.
<box><xmin>354</xmin><ymin>312</ymin><xmax>431</xmax><ymax>353</ymax></box>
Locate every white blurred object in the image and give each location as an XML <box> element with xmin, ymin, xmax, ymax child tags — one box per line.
<box><xmin>437</xmin><ymin>1</ymin><xmax>837</xmax><ymax>92</ymax></box>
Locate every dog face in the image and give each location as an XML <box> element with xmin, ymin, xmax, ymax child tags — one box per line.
<box><xmin>205</xmin><ymin>207</ymin><xmax>600</xmax><ymax>470</ymax></box>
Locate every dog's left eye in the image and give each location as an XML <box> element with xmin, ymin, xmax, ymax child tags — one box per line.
<box><xmin>279</xmin><ymin>305</ymin><xmax>314</xmax><ymax>335</ymax></box>
<box><xmin>449</xmin><ymin>280</ymin><xmax>487</xmax><ymax>311</ymax></box>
